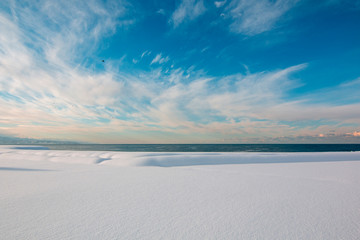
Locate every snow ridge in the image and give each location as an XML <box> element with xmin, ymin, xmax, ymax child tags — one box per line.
<box><xmin>1</xmin><ymin>145</ymin><xmax>360</xmax><ymax>167</ymax></box>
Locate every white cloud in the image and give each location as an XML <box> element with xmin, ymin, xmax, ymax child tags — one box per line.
<box><xmin>157</xmin><ymin>9</ymin><xmax>166</xmax><ymax>15</ymax></box>
<box><xmin>227</xmin><ymin>0</ymin><xmax>298</xmax><ymax>35</ymax></box>
<box><xmin>150</xmin><ymin>53</ymin><xmax>170</xmax><ymax>65</ymax></box>
<box><xmin>170</xmin><ymin>0</ymin><xmax>206</xmax><ymax>28</ymax></box>
<box><xmin>215</xmin><ymin>1</ymin><xmax>227</xmax><ymax>8</ymax></box>
<box><xmin>151</xmin><ymin>54</ymin><xmax>162</xmax><ymax>65</ymax></box>
<box><xmin>141</xmin><ymin>50</ymin><xmax>151</xmax><ymax>58</ymax></box>
<box><xmin>0</xmin><ymin>0</ymin><xmax>135</xmax><ymax>137</ymax></box>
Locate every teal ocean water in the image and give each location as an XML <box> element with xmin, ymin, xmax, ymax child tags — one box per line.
<box><xmin>34</xmin><ymin>144</ymin><xmax>360</xmax><ymax>152</ymax></box>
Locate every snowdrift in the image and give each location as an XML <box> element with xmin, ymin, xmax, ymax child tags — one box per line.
<box><xmin>1</xmin><ymin>145</ymin><xmax>360</xmax><ymax>167</ymax></box>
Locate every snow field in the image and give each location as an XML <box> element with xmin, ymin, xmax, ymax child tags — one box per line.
<box><xmin>1</xmin><ymin>146</ymin><xmax>360</xmax><ymax>239</ymax></box>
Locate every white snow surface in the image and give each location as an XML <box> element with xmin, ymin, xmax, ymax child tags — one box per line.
<box><xmin>1</xmin><ymin>146</ymin><xmax>360</xmax><ymax>239</ymax></box>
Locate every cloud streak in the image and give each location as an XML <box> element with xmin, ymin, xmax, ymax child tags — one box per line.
<box><xmin>150</xmin><ymin>53</ymin><xmax>170</xmax><ymax>65</ymax></box>
<box><xmin>170</xmin><ymin>0</ymin><xmax>206</xmax><ymax>28</ymax></box>
<box><xmin>167</xmin><ymin>0</ymin><xmax>298</xmax><ymax>35</ymax></box>
<box><xmin>227</xmin><ymin>0</ymin><xmax>298</xmax><ymax>35</ymax></box>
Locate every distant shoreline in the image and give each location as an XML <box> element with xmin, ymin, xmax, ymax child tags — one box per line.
<box><xmin>1</xmin><ymin>143</ymin><xmax>360</xmax><ymax>152</ymax></box>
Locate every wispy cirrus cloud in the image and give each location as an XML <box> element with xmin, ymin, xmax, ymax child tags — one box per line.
<box><xmin>141</xmin><ymin>50</ymin><xmax>152</xmax><ymax>58</ymax></box>
<box><xmin>214</xmin><ymin>1</ymin><xmax>227</xmax><ymax>8</ymax></box>
<box><xmin>150</xmin><ymin>53</ymin><xmax>170</xmax><ymax>65</ymax></box>
<box><xmin>170</xmin><ymin>0</ymin><xmax>206</xmax><ymax>28</ymax></box>
<box><xmin>0</xmin><ymin>0</ymin><xmax>135</xmax><ymax>140</ymax></box>
<box><xmin>5</xmin><ymin>0</ymin><xmax>133</xmax><ymax>65</ymax></box>
<box><xmin>226</xmin><ymin>0</ymin><xmax>299</xmax><ymax>35</ymax></box>
<box><xmin>168</xmin><ymin>0</ymin><xmax>298</xmax><ymax>35</ymax></box>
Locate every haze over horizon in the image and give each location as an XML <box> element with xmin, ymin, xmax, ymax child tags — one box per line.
<box><xmin>1</xmin><ymin>0</ymin><xmax>360</xmax><ymax>144</ymax></box>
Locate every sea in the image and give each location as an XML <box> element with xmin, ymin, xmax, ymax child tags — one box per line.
<box><xmin>34</xmin><ymin>144</ymin><xmax>360</xmax><ymax>152</ymax></box>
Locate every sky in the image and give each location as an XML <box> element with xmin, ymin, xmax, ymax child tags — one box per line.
<box><xmin>0</xmin><ymin>0</ymin><xmax>360</xmax><ymax>144</ymax></box>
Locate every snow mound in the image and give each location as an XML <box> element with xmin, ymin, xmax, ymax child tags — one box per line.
<box><xmin>1</xmin><ymin>146</ymin><xmax>360</xmax><ymax>167</ymax></box>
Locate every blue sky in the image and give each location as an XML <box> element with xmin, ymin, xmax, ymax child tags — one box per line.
<box><xmin>0</xmin><ymin>0</ymin><xmax>360</xmax><ymax>143</ymax></box>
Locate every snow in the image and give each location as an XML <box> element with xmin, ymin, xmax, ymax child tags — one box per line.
<box><xmin>1</xmin><ymin>146</ymin><xmax>360</xmax><ymax>239</ymax></box>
